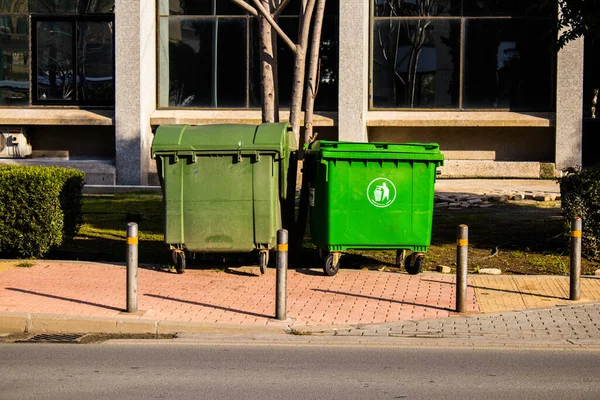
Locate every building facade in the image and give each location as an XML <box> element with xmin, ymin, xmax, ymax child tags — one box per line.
<box><xmin>0</xmin><ymin>0</ymin><xmax>595</xmax><ymax>185</ymax></box>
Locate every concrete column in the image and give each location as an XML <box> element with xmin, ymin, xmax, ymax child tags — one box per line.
<box><xmin>556</xmin><ymin>36</ymin><xmax>584</xmax><ymax>171</ymax></box>
<box><xmin>115</xmin><ymin>0</ymin><xmax>156</xmax><ymax>185</ymax></box>
<box><xmin>338</xmin><ymin>0</ymin><xmax>369</xmax><ymax>142</ymax></box>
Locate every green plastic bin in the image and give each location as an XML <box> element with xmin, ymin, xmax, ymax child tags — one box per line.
<box><xmin>306</xmin><ymin>140</ymin><xmax>444</xmax><ymax>276</ymax></box>
<box><xmin>151</xmin><ymin>123</ymin><xmax>296</xmax><ymax>274</ymax></box>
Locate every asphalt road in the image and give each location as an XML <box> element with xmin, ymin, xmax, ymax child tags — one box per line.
<box><xmin>1</xmin><ymin>343</ymin><xmax>599</xmax><ymax>399</ymax></box>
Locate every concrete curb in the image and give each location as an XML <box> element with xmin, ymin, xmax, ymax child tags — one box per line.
<box><xmin>0</xmin><ymin>312</ymin><xmax>290</xmax><ymax>336</ymax></box>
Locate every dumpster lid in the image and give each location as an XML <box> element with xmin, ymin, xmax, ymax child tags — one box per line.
<box><xmin>151</xmin><ymin>123</ymin><xmax>296</xmax><ymax>156</ymax></box>
<box><xmin>308</xmin><ymin>140</ymin><xmax>444</xmax><ymax>162</ymax></box>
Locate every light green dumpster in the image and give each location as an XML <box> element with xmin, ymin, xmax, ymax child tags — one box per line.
<box><xmin>151</xmin><ymin>123</ymin><xmax>296</xmax><ymax>273</ymax></box>
<box><xmin>306</xmin><ymin>141</ymin><xmax>444</xmax><ymax>276</ymax></box>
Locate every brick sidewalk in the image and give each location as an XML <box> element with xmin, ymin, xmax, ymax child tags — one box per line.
<box><xmin>471</xmin><ymin>275</ymin><xmax>600</xmax><ymax>313</ymax></box>
<box><xmin>3</xmin><ymin>260</ymin><xmax>600</xmax><ymax>336</ymax></box>
<box><xmin>0</xmin><ymin>261</ymin><xmax>477</xmax><ymax>328</ymax></box>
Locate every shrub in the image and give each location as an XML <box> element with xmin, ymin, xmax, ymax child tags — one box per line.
<box><xmin>0</xmin><ymin>166</ymin><xmax>85</xmax><ymax>258</ymax></box>
<box><xmin>559</xmin><ymin>167</ymin><xmax>600</xmax><ymax>260</ymax></box>
<box><xmin>54</xmin><ymin>167</ymin><xmax>85</xmax><ymax>240</ymax></box>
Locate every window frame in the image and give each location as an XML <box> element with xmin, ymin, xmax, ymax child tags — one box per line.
<box><xmin>369</xmin><ymin>3</ymin><xmax>557</xmax><ymax>112</ymax></box>
<box><xmin>0</xmin><ymin>10</ymin><xmax>30</xmax><ymax>107</ymax></box>
<box><xmin>156</xmin><ymin>2</ymin><xmax>340</xmax><ymax>111</ymax></box>
<box><xmin>31</xmin><ymin>13</ymin><xmax>115</xmax><ymax>107</ymax></box>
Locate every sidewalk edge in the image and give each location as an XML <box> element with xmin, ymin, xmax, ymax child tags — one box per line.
<box><xmin>0</xmin><ymin>312</ymin><xmax>290</xmax><ymax>335</ymax></box>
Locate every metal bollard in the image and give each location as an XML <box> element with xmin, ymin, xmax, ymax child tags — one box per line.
<box><xmin>127</xmin><ymin>222</ymin><xmax>138</xmax><ymax>313</ymax></box>
<box><xmin>276</xmin><ymin>229</ymin><xmax>288</xmax><ymax>320</ymax></box>
<box><xmin>456</xmin><ymin>224</ymin><xmax>468</xmax><ymax>313</ymax></box>
<box><xmin>570</xmin><ymin>217</ymin><xmax>582</xmax><ymax>301</ymax></box>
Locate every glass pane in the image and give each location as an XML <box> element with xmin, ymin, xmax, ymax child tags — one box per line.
<box><xmin>78</xmin><ymin>21</ymin><xmax>113</xmax><ymax>104</ymax></box>
<box><xmin>274</xmin><ymin>16</ymin><xmax>298</xmax><ymax>108</ymax></box>
<box><xmin>280</xmin><ymin>0</ymin><xmax>339</xmax><ymax>16</ymax></box>
<box><xmin>249</xmin><ymin>16</ymin><xmax>298</xmax><ymax>109</ymax></box>
<box><xmin>0</xmin><ymin>15</ymin><xmax>29</xmax><ymax>105</ymax></box>
<box><xmin>314</xmin><ymin>13</ymin><xmax>339</xmax><ymax>111</ymax></box>
<box><xmin>583</xmin><ymin>33</ymin><xmax>600</xmax><ymax>119</ymax></box>
<box><xmin>0</xmin><ymin>0</ymin><xmax>28</xmax><ymax>13</ymax></box>
<box><xmin>165</xmin><ymin>0</ymin><xmax>246</xmax><ymax>15</ymax></box>
<box><xmin>373</xmin><ymin>0</ymin><xmax>460</xmax><ymax>17</ymax></box>
<box><xmin>249</xmin><ymin>12</ymin><xmax>339</xmax><ymax>111</ymax></box>
<box><xmin>248</xmin><ymin>18</ymin><xmax>260</xmax><ymax>108</ymax></box>
<box><xmin>31</xmin><ymin>0</ymin><xmax>114</xmax><ymax>13</ymax></box>
<box><xmin>372</xmin><ymin>18</ymin><xmax>460</xmax><ymax>108</ymax></box>
<box><xmin>463</xmin><ymin>19</ymin><xmax>555</xmax><ymax>110</ymax></box>
<box><xmin>279</xmin><ymin>1</ymin><xmax>300</xmax><ymax>15</ymax></box>
<box><xmin>463</xmin><ymin>0</ymin><xmax>555</xmax><ymax>17</ymax></box>
<box><xmin>163</xmin><ymin>17</ymin><xmax>247</xmax><ymax>108</ymax></box>
<box><xmin>36</xmin><ymin>21</ymin><xmax>74</xmax><ymax>101</ymax></box>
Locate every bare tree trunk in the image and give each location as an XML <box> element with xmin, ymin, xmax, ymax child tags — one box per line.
<box><xmin>259</xmin><ymin>0</ymin><xmax>277</xmax><ymax>122</ymax></box>
<box><xmin>303</xmin><ymin>0</ymin><xmax>326</xmax><ymax>148</ymax></box>
<box><xmin>296</xmin><ymin>0</ymin><xmax>327</xmax><ymax>254</ymax></box>
<box><xmin>289</xmin><ymin>0</ymin><xmax>317</xmax><ymax>145</ymax></box>
<box><xmin>271</xmin><ymin>14</ymin><xmax>280</xmax><ymax>120</ymax></box>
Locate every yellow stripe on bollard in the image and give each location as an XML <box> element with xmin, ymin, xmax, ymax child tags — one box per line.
<box><xmin>127</xmin><ymin>237</ymin><xmax>138</xmax><ymax>245</ymax></box>
<box><xmin>457</xmin><ymin>239</ymin><xmax>468</xmax><ymax>247</ymax></box>
<box><xmin>571</xmin><ymin>230</ymin><xmax>582</xmax><ymax>238</ymax></box>
<box><xmin>277</xmin><ymin>244</ymin><xmax>288</xmax><ymax>252</ymax></box>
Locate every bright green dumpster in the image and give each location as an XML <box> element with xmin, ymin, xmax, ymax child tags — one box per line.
<box><xmin>151</xmin><ymin>123</ymin><xmax>296</xmax><ymax>274</ymax></box>
<box><xmin>306</xmin><ymin>141</ymin><xmax>444</xmax><ymax>276</ymax></box>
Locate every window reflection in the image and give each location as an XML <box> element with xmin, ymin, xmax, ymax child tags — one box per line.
<box><xmin>161</xmin><ymin>0</ymin><xmax>245</xmax><ymax>16</ymax></box>
<box><xmin>166</xmin><ymin>18</ymin><xmax>247</xmax><ymax>108</ymax></box>
<box><xmin>78</xmin><ymin>21</ymin><xmax>113</xmax><ymax>102</ymax></box>
<box><xmin>373</xmin><ymin>0</ymin><xmax>459</xmax><ymax>17</ymax></box>
<box><xmin>583</xmin><ymin>33</ymin><xmax>600</xmax><ymax>119</ymax></box>
<box><xmin>36</xmin><ymin>21</ymin><xmax>74</xmax><ymax>101</ymax></box>
<box><xmin>371</xmin><ymin>0</ymin><xmax>556</xmax><ymax>110</ymax></box>
<box><xmin>159</xmin><ymin>0</ymin><xmax>339</xmax><ymax>110</ymax></box>
<box><xmin>0</xmin><ymin>15</ymin><xmax>28</xmax><ymax>105</ymax></box>
<box><xmin>30</xmin><ymin>0</ymin><xmax>114</xmax><ymax>13</ymax></box>
<box><xmin>463</xmin><ymin>19</ymin><xmax>555</xmax><ymax>110</ymax></box>
<box><xmin>462</xmin><ymin>0</ymin><xmax>553</xmax><ymax>17</ymax></box>
<box><xmin>0</xmin><ymin>0</ymin><xmax>27</xmax><ymax>13</ymax></box>
<box><xmin>372</xmin><ymin>19</ymin><xmax>460</xmax><ymax>108</ymax></box>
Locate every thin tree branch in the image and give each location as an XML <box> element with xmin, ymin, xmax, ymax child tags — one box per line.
<box><xmin>230</xmin><ymin>0</ymin><xmax>258</xmax><ymax>16</ymax></box>
<box><xmin>251</xmin><ymin>0</ymin><xmax>297</xmax><ymax>51</ymax></box>
<box><xmin>273</xmin><ymin>0</ymin><xmax>291</xmax><ymax>18</ymax></box>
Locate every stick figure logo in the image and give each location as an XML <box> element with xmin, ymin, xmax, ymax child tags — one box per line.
<box><xmin>367</xmin><ymin>178</ymin><xmax>396</xmax><ymax>208</ymax></box>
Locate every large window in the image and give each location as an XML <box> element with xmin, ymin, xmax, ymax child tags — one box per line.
<box><xmin>158</xmin><ymin>0</ymin><xmax>339</xmax><ymax>110</ymax></box>
<box><xmin>0</xmin><ymin>0</ymin><xmax>29</xmax><ymax>106</ymax></box>
<box><xmin>371</xmin><ymin>0</ymin><xmax>557</xmax><ymax>110</ymax></box>
<box><xmin>0</xmin><ymin>0</ymin><xmax>114</xmax><ymax>107</ymax></box>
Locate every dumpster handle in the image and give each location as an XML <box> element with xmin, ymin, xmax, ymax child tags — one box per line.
<box><xmin>320</xmin><ymin>159</ymin><xmax>329</xmax><ymax>182</ymax></box>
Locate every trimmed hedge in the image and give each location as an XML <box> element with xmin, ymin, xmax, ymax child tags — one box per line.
<box><xmin>0</xmin><ymin>166</ymin><xmax>85</xmax><ymax>258</ymax></box>
<box><xmin>559</xmin><ymin>167</ymin><xmax>600</xmax><ymax>260</ymax></box>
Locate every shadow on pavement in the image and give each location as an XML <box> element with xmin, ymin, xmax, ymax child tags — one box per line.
<box><xmin>144</xmin><ymin>293</ymin><xmax>272</xmax><ymax>319</ymax></box>
<box><xmin>311</xmin><ymin>288</ymin><xmax>453</xmax><ymax>312</ymax></box>
<box><xmin>5</xmin><ymin>288</ymin><xmax>123</xmax><ymax>312</ymax></box>
<box><xmin>223</xmin><ymin>268</ymin><xmax>260</xmax><ymax>277</ymax></box>
<box><xmin>421</xmin><ymin>278</ymin><xmax>566</xmax><ymax>301</ymax></box>
<box><xmin>295</xmin><ymin>268</ymin><xmax>325</xmax><ymax>276</ymax></box>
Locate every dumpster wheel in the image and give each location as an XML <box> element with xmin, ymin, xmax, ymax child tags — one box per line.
<box><xmin>323</xmin><ymin>252</ymin><xmax>341</xmax><ymax>276</ymax></box>
<box><xmin>404</xmin><ymin>252</ymin><xmax>424</xmax><ymax>275</ymax></box>
<box><xmin>259</xmin><ymin>250</ymin><xmax>269</xmax><ymax>275</ymax></box>
<box><xmin>172</xmin><ymin>250</ymin><xmax>186</xmax><ymax>274</ymax></box>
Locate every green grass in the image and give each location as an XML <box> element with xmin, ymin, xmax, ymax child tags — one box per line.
<box><xmin>43</xmin><ymin>195</ymin><xmax>598</xmax><ymax>275</ymax></box>
<box><xmin>16</xmin><ymin>261</ymin><xmax>34</xmax><ymax>268</ymax></box>
<box><xmin>49</xmin><ymin>194</ymin><xmax>170</xmax><ymax>264</ymax></box>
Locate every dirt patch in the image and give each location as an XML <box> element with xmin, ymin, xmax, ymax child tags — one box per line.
<box><xmin>332</xmin><ymin>200</ymin><xmax>599</xmax><ymax>276</ymax></box>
